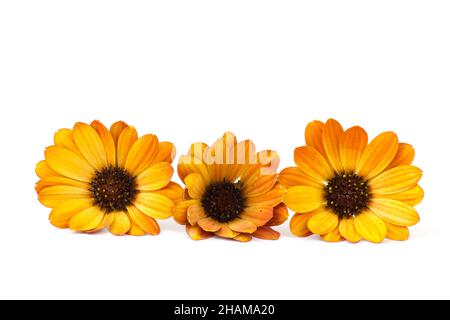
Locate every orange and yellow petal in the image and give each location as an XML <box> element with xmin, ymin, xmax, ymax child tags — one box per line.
<box><xmin>339</xmin><ymin>126</ymin><xmax>368</xmax><ymax>173</ymax></box>
<box><xmin>307</xmin><ymin>209</ymin><xmax>339</xmax><ymax>235</ymax></box>
<box><xmin>252</xmin><ymin>227</ymin><xmax>280</xmax><ymax>240</ymax></box>
<box><xmin>69</xmin><ymin>206</ymin><xmax>105</xmax><ymax>232</ymax></box>
<box><xmin>228</xmin><ymin>218</ymin><xmax>257</xmax><ymax>233</ymax></box>
<box><xmin>116</xmin><ymin>126</ymin><xmax>138</xmax><ymax>168</ymax></box>
<box><xmin>125</xmin><ymin>134</ymin><xmax>159</xmax><ymax>176</ymax></box>
<box><xmin>49</xmin><ymin>198</ymin><xmax>93</xmax><ymax>229</ymax></box>
<box><xmin>385</xmin><ymin>222</ymin><xmax>409</xmax><ymax>241</ymax></box>
<box><xmin>136</xmin><ymin>162</ymin><xmax>173</xmax><ymax>191</ymax></box>
<box><xmin>36</xmin><ymin>160</ymin><xmax>59</xmax><ymax>179</ymax></box>
<box><xmin>127</xmin><ymin>205</ymin><xmax>160</xmax><ymax>235</ymax></box>
<box><xmin>369</xmin><ymin>198</ymin><xmax>420</xmax><ymax>227</ymax></box>
<box><xmin>54</xmin><ymin>129</ymin><xmax>80</xmax><ymax>155</ymax></box>
<box><xmin>283</xmin><ymin>186</ymin><xmax>324</xmax><ymax>213</ymax></box>
<box><xmin>246</xmin><ymin>183</ymin><xmax>285</xmax><ymax>208</ymax></box>
<box><xmin>45</xmin><ymin>146</ymin><xmax>95</xmax><ymax>182</ymax></box>
<box><xmin>109</xmin><ymin>211</ymin><xmax>132</xmax><ymax>236</ymax></box>
<box><xmin>266</xmin><ymin>203</ymin><xmax>289</xmax><ymax>227</ymax></box>
<box><xmin>185</xmin><ymin>173</ymin><xmax>207</xmax><ymax>199</ymax></box>
<box><xmin>35</xmin><ymin>176</ymin><xmax>88</xmax><ymax>193</ymax></box>
<box><xmin>134</xmin><ymin>192</ymin><xmax>174</xmax><ymax>220</ymax></box>
<box><xmin>278</xmin><ymin>167</ymin><xmax>323</xmax><ymax>189</ymax></box>
<box><xmin>73</xmin><ymin>122</ymin><xmax>108</xmax><ymax>170</ymax></box>
<box><xmin>38</xmin><ymin>185</ymin><xmax>91</xmax><ymax>208</ymax></box>
<box><xmin>322</xmin><ymin>118</ymin><xmax>344</xmax><ymax>173</ymax></box>
<box><xmin>91</xmin><ymin>120</ymin><xmax>116</xmax><ymax>166</ymax></box>
<box><xmin>151</xmin><ymin>182</ymin><xmax>184</xmax><ymax>203</ymax></box>
<box><xmin>187</xmin><ymin>204</ymin><xmax>207</xmax><ymax>226</ymax></box>
<box><xmin>215</xmin><ymin>224</ymin><xmax>238</xmax><ymax>239</ymax></box>
<box><xmin>386</xmin><ymin>143</ymin><xmax>415</xmax><ymax>170</ymax></box>
<box><xmin>294</xmin><ymin>146</ymin><xmax>333</xmax><ymax>183</ymax></box>
<box><xmin>198</xmin><ymin>217</ymin><xmax>222</xmax><ymax>232</ymax></box>
<box><xmin>354</xmin><ymin>210</ymin><xmax>387</xmax><ymax>243</ymax></box>
<box><xmin>321</xmin><ymin>227</ymin><xmax>344</xmax><ymax>242</ymax></box>
<box><xmin>338</xmin><ymin>218</ymin><xmax>362</xmax><ymax>243</ymax></box>
<box><xmin>240</xmin><ymin>206</ymin><xmax>273</xmax><ymax>227</ymax></box>
<box><xmin>152</xmin><ymin>142</ymin><xmax>176</xmax><ymax>164</ymax></box>
<box><xmin>110</xmin><ymin>121</ymin><xmax>129</xmax><ymax>145</ymax></box>
<box><xmin>305</xmin><ymin>120</ymin><xmax>326</xmax><ymax>156</ymax></box>
<box><xmin>373</xmin><ymin>185</ymin><xmax>424</xmax><ymax>207</ymax></box>
<box><xmin>290</xmin><ymin>211</ymin><xmax>316</xmax><ymax>237</ymax></box>
<box><xmin>370</xmin><ymin>165</ymin><xmax>422</xmax><ymax>195</ymax></box>
<box><xmin>186</xmin><ymin>225</ymin><xmax>213</xmax><ymax>240</ymax></box>
<box><xmin>233</xmin><ymin>234</ymin><xmax>253</xmax><ymax>242</ymax></box>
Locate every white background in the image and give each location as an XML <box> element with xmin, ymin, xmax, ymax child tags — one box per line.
<box><xmin>0</xmin><ymin>1</ymin><xmax>449</xmax><ymax>300</ymax></box>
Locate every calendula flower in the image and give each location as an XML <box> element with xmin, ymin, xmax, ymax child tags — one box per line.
<box><xmin>173</xmin><ymin>132</ymin><xmax>288</xmax><ymax>242</ymax></box>
<box><xmin>280</xmin><ymin>119</ymin><xmax>423</xmax><ymax>243</ymax></box>
<box><xmin>35</xmin><ymin>120</ymin><xmax>182</xmax><ymax>236</ymax></box>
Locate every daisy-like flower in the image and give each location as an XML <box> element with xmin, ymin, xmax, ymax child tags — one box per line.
<box><xmin>173</xmin><ymin>132</ymin><xmax>288</xmax><ymax>242</ymax></box>
<box><xmin>35</xmin><ymin>120</ymin><xmax>182</xmax><ymax>236</ymax></box>
<box><xmin>280</xmin><ymin>119</ymin><xmax>423</xmax><ymax>243</ymax></box>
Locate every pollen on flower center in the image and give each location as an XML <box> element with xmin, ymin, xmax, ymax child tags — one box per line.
<box><xmin>201</xmin><ymin>181</ymin><xmax>246</xmax><ymax>223</ymax></box>
<box><xmin>325</xmin><ymin>172</ymin><xmax>371</xmax><ymax>218</ymax></box>
<box><xmin>90</xmin><ymin>166</ymin><xmax>138</xmax><ymax>213</ymax></box>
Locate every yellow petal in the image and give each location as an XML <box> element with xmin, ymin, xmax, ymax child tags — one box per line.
<box><xmin>307</xmin><ymin>209</ymin><xmax>339</xmax><ymax>235</ymax></box>
<box><xmin>151</xmin><ymin>182</ymin><xmax>184</xmax><ymax>203</ymax></box>
<box><xmin>228</xmin><ymin>218</ymin><xmax>257</xmax><ymax>233</ymax></box>
<box><xmin>357</xmin><ymin>132</ymin><xmax>398</xmax><ymax>179</ymax></box>
<box><xmin>290</xmin><ymin>211</ymin><xmax>316</xmax><ymax>237</ymax></box>
<box><xmin>305</xmin><ymin>120</ymin><xmax>326</xmax><ymax>156</ymax></box>
<box><xmin>45</xmin><ymin>146</ymin><xmax>95</xmax><ymax>182</ymax></box>
<box><xmin>134</xmin><ymin>192</ymin><xmax>174</xmax><ymax>220</ymax></box>
<box><xmin>125</xmin><ymin>134</ymin><xmax>159</xmax><ymax>176</ymax></box>
<box><xmin>117</xmin><ymin>126</ymin><xmax>138</xmax><ymax>168</ymax></box>
<box><xmin>127</xmin><ymin>205</ymin><xmax>160</xmax><ymax>235</ymax></box>
<box><xmin>338</xmin><ymin>218</ymin><xmax>362</xmax><ymax>243</ymax></box>
<box><xmin>233</xmin><ymin>234</ymin><xmax>253</xmax><ymax>242</ymax></box>
<box><xmin>283</xmin><ymin>186</ymin><xmax>324</xmax><ymax>213</ymax></box>
<box><xmin>186</xmin><ymin>225</ymin><xmax>213</xmax><ymax>240</ymax></box>
<box><xmin>35</xmin><ymin>176</ymin><xmax>88</xmax><ymax>193</ymax></box>
<box><xmin>370</xmin><ymin>165</ymin><xmax>422</xmax><ymax>195</ymax></box>
<box><xmin>322</xmin><ymin>118</ymin><xmax>344</xmax><ymax>173</ymax></box>
<box><xmin>109</xmin><ymin>211</ymin><xmax>131</xmax><ymax>236</ymax></box>
<box><xmin>178</xmin><ymin>155</ymin><xmax>210</xmax><ymax>183</ymax></box>
<box><xmin>172</xmin><ymin>199</ymin><xmax>198</xmax><ymax>225</ymax></box>
<box><xmin>373</xmin><ymin>185</ymin><xmax>424</xmax><ymax>207</ymax></box>
<box><xmin>49</xmin><ymin>198</ymin><xmax>93</xmax><ymax>228</ymax></box>
<box><xmin>240</xmin><ymin>206</ymin><xmax>273</xmax><ymax>227</ymax></box>
<box><xmin>385</xmin><ymin>222</ymin><xmax>409</xmax><ymax>241</ymax></box>
<box><xmin>110</xmin><ymin>121</ymin><xmax>129</xmax><ymax>146</ymax></box>
<box><xmin>369</xmin><ymin>198</ymin><xmax>420</xmax><ymax>226</ymax></box>
<box><xmin>136</xmin><ymin>162</ymin><xmax>173</xmax><ymax>191</ymax></box>
<box><xmin>127</xmin><ymin>223</ymin><xmax>146</xmax><ymax>236</ymax></box>
<box><xmin>187</xmin><ymin>204</ymin><xmax>207</xmax><ymax>226</ymax></box>
<box><xmin>91</xmin><ymin>120</ymin><xmax>116</xmax><ymax>166</ymax></box>
<box><xmin>73</xmin><ymin>122</ymin><xmax>108</xmax><ymax>170</ymax></box>
<box><xmin>69</xmin><ymin>206</ymin><xmax>105</xmax><ymax>231</ymax></box>
<box><xmin>294</xmin><ymin>146</ymin><xmax>333</xmax><ymax>183</ymax></box>
<box><xmin>88</xmin><ymin>212</ymin><xmax>113</xmax><ymax>233</ymax></box>
<box><xmin>243</xmin><ymin>174</ymin><xmax>277</xmax><ymax>197</ymax></box>
<box><xmin>215</xmin><ymin>224</ymin><xmax>238</xmax><ymax>238</ymax></box>
<box><xmin>339</xmin><ymin>126</ymin><xmax>368</xmax><ymax>173</ymax></box>
<box><xmin>321</xmin><ymin>227</ymin><xmax>344</xmax><ymax>242</ymax></box>
<box><xmin>38</xmin><ymin>185</ymin><xmax>91</xmax><ymax>208</ymax></box>
<box><xmin>36</xmin><ymin>160</ymin><xmax>58</xmax><ymax>179</ymax></box>
<box><xmin>252</xmin><ymin>227</ymin><xmax>280</xmax><ymax>240</ymax></box>
<box><xmin>198</xmin><ymin>217</ymin><xmax>222</xmax><ymax>232</ymax></box>
<box><xmin>266</xmin><ymin>203</ymin><xmax>289</xmax><ymax>227</ymax></box>
<box><xmin>386</xmin><ymin>143</ymin><xmax>415</xmax><ymax>170</ymax></box>
<box><xmin>152</xmin><ymin>142</ymin><xmax>176</xmax><ymax>164</ymax></box>
<box><xmin>278</xmin><ymin>167</ymin><xmax>323</xmax><ymax>189</ymax></box>
<box><xmin>54</xmin><ymin>129</ymin><xmax>80</xmax><ymax>155</ymax></box>
<box><xmin>354</xmin><ymin>210</ymin><xmax>387</xmax><ymax>243</ymax></box>
<box><xmin>184</xmin><ymin>173</ymin><xmax>206</xmax><ymax>199</ymax></box>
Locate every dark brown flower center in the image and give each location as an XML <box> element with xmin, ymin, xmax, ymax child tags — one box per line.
<box><xmin>201</xmin><ymin>181</ymin><xmax>246</xmax><ymax>223</ymax></box>
<box><xmin>90</xmin><ymin>166</ymin><xmax>138</xmax><ymax>213</ymax></box>
<box><xmin>325</xmin><ymin>172</ymin><xmax>371</xmax><ymax>218</ymax></box>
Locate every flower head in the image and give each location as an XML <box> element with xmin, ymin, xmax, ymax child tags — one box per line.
<box><xmin>280</xmin><ymin>119</ymin><xmax>423</xmax><ymax>243</ymax></box>
<box><xmin>36</xmin><ymin>120</ymin><xmax>182</xmax><ymax>236</ymax></box>
<box><xmin>174</xmin><ymin>132</ymin><xmax>288</xmax><ymax>242</ymax></box>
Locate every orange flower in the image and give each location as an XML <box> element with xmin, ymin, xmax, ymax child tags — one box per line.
<box><xmin>35</xmin><ymin>120</ymin><xmax>182</xmax><ymax>236</ymax></box>
<box><xmin>174</xmin><ymin>132</ymin><xmax>288</xmax><ymax>242</ymax></box>
<box><xmin>280</xmin><ymin>119</ymin><xmax>423</xmax><ymax>243</ymax></box>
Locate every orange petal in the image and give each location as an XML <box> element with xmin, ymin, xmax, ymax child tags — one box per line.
<box><xmin>125</xmin><ymin>134</ymin><xmax>159</xmax><ymax>176</ymax></box>
<box><xmin>354</xmin><ymin>210</ymin><xmax>387</xmax><ymax>243</ymax></box>
<box><xmin>386</xmin><ymin>143</ymin><xmax>415</xmax><ymax>170</ymax></box>
<box><xmin>373</xmin><ymin>185</ymin><xmax>424</xmax><ymax>207</ymax></box>
<box><xmin>243</xmin><ymin>174</ymin><xmax>277</xmax><ymax>198</ymax></box>
<box><xmin>108</xmin><ymin>211</ymin><xmax>131</xmax><ymax>235</ymax></box>
<box><xmin>186</xmin><ymin>225</ymin><xmax>213</xmax><ymax>240</ymax></box>
<box><xmin>134</xmin><ymin>192</ymin><xmax>174</xmax><ymax>219</ymax></box>
<box><xmin>36</xmin><ymin>160</ymin><xmax>59</xmax><ymax>179</ymax></box>
<box><xmin>385</xmin><ymin>222</ymin><xmax>409</xmax><ymax>241</ymax></box>
<box><xmin>338</xmin><ymin>218</ymin><xmax>362</xmax><ymax>243</ymax></box>
<box><xmin>215</xmin><ymin>224</ymin><xmax>238</xmax><ymax>238</ymax></box>
<box><xmin>38</xmin><ymin>185</ymin><xmax>91</xmax><ymax>208</ymax></box>
<box><xmin>290</xmin><ymin>211</ymin><xmax>316</xmax><ymax>237</ymax></box>
<box><xmin>54</xmin><ymin>129</ymin><xmax>80</xmax><ymax>155</ymax></box>
<box><xmin>73</xmin><ymin>122</ymin><xmax>108</xmax><ymax>170</ymax></box>
<box><xmin>322</xmin><ymin>118</ymin><xmax>344</xmax><ymax>173</ymax></box>
<box><xmin>294</xmin><ymin>146</ymin><xmax>333</xmax><ymax>183</ymax></box>
<box><xmin>151</xmin><ymin>182</ymin><xmax>184</xmax><ymax>203</ymax></box>
<box><xmin>35</xmin><ymin>176</ymin><xmax>88</xmax><ymax>193</ymax></box>
<box><xmin>127</xmin><ymin>223</ymin><xmax>146</xmax><ymax>236</ymax></box>
<box><xmin>278</xmin><ymin>167</ymin><xmax>323</xmax><ymax>189</ymax></box>
<box><xmin>240</xmin><ymin>206</ymin><xmax>273</xmax><ymax>227</ymax></box>
<box><xmin>370</xmin><ymin>165</ymin><xmax>422</xmax><ymax>195</ymax></box>
<box><xmin>357</xmin><ymin>132</ymin><xmax>398</xmax><ymax>179</ymax></box>
<box><xmin>198</xmin><ymin>217</ymin><xmax>222</xmax><ymax>232</ymax></box>
<box><xmin>172</xmin><ymin>199</ymin><xmax>198</xmax><ymax>225</ymax></box>
<box><xmin>339</xmin><ymin>126</ymin><xmax>368</xmax><ymax>173</ymax></box>
<box><xmin>45</xmin><ymin>146</ymin><xmax>94</xmax><ymax>182</ymax></box>
<box><xmin>266</xmin><ymin>203</ymin><xmax>289</xmax><ymax>227</ymax></box>
<box><xmin>110</xmin><ymin>121</ymin><xmax>129</xmax><ymax>145</ymax></box>
<box><xmin>184</xmin><ymin>173</ymin><xmax>206</xmax><ymax>199</ymax></box>
<box><xmin>127</xmin><ymin>205</ymin><xmax>160</xmax><ymax>235</ymax></box>
<box><xmin>91</xmin><ymin>120</ymin><xmax>116</xmax><ymax>166</ymax></box>
<box><xmin>178</xmin><ymin>155</ymin><xmax>210</xmax><ymax>183</ymax></box>
<box><xmin>307</xmin><ymin>209</ymin><xmax>339</xmax><ymax>235</ymax></box>
<box><xmin>305</xmin><ymin>120</ymin><xmax>326</xmax><ymax>156</ymax></box>
<box><xmin>136</xmin><ymin>162</ymin><xmax>173</xmax><ymax>191</ymax></box>
<box><xmin>187</xmin><ymin>204</ymin><xmax>207</xmax><ymax>226</ymax></box>
<box><xmin>233</xmin><ymin>234</ymin><xmax>253</xmax><ymax>242</ymax></box>
<box><xmin>152</xmin><ymin>142</ymin><xmax>176</xmax><ymax>164</ymax></box>
<box><xmin>88</xmin><ymin>212</ymin><xmax>113</xmax><ymax>233</ymax></box>
<box><xmin>369</xmin><ymin>198</ymin><xmax>420</xmax><ymax>226</ymax></box>
<box><xmin>69</xmin><ymin>206</ymin><xmax>105</xmax><ymax>232</ymax></box>
<box><xmin>246</xmin><ymin>183</ymin><xmax>285</xmax><ymax>207</ymax></box>
<box><xmin>49</xmin><ymin>198</ymin><xmax>93</xmax><ymax>229</ymax></box>
<box><xmin>252</xmin><ymin>227</ymin><xmax>280</xmax><ymax>240</ymax></box>
<box><xmin>321</xmin><ymin>227</ymin><xmax>344</xmax><ymax>242</ymax></box>
<box><xmin>228</xmin><ymin>218</ymin><xmax>257</xmax><ymax>233</ymax></box>
<box><xmin>283</xmin><ymin>185</ymin><xmax>324</xmax><ymax>213</ymax></box>
<box><xmin>116</xmin><ymin>126</ymin><xmax>138</xmax><ymax>168</ymax></box>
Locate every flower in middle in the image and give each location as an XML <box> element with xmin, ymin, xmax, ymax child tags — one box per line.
<box><xmin>174</xmin><ymin>132</ymin><xmax>288</xmax><ymax>242</ymax></box>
